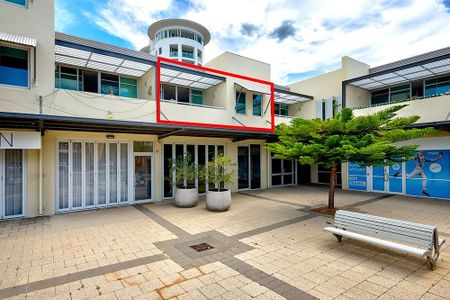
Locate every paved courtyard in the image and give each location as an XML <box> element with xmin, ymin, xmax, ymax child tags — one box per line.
<box><xmin>0</xmin><ymin>186</ymin><xmax>449</xmax><ymax>300</ymax></box>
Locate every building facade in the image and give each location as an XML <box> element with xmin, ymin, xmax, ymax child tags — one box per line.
<box><xmin>0</xmin><ymin>0</ymin><xmax>449</xmax><ymax>219</ymax></box>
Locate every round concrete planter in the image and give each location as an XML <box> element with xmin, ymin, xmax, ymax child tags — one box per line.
<box><xmin>174</xmin><ymin>187</ymin><xmax>198</xmax><ymax>208</ymax></box>
<box><xmin>205</xmin><ymin>189</ymin><xmax>231</xmax><ymax>212</ymax></box>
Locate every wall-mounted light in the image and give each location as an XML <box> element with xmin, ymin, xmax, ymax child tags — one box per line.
<box><xmin>106</xmin><ymin>134</ymin><xmax>115</xmax><ymax>139</ymax></box>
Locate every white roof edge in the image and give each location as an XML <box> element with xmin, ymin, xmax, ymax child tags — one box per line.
<box><xmin>0</xmin><ymin>32</ymin><xmax>37</xmax><ymax>47</ymax></box>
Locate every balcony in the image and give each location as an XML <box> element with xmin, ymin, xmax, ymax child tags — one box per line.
<box><xmin>352</xmin><ymin>94</ymin><xmax>450</xmax><ymax>124</ymax></box>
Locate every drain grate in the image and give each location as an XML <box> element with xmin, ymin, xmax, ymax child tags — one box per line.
<box><xmin>189</xmin><ymin>243</ymin><xmax>214</xmax><ymax>252</ymax></box>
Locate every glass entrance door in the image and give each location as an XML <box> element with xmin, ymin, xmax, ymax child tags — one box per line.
<box><xmin>134</xmin><ymin>155</ymin><xmax>152</xmax><ymax>201</ymax></box>
<box><xmin>238</xmin><ymin>146</ymin><xmax>250</xmax><ymax>190</ymax></box>
<box><xmin>370</xmin><ymin>164</ymin><xmax>404</xmax><ymax>193</ymax></box>
<box><xmin>2</xmin><ymin>150</ymin><xmax>24</xmax><ymax>218</ymax></box>
<box><xmin>238</xmin><ymin>145</ymin><xmax>261</xmax><ymax>190</ymax></box>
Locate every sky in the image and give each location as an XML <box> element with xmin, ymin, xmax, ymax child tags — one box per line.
<box><xmin>55</xmin><ymin>0</ymin><xmax>450</xmax><ymax>84</ymax></box>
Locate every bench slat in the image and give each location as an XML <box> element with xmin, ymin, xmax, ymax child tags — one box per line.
<box><xmin>335</xmin><ymin>219</ymin><xmax>433</xmax><ymax>248</ymax></box>
<box><xmin>324</xmin><ymin>227</ymin><xmax>431</xmax><ymax>257</ymax></box>
<box><xmin>334</xmin><ymin>211</ymin><xmax>435</xmax><ymax>249</ymax></box>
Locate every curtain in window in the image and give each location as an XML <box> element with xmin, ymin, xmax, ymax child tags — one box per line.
<box><xmin>109</xmin><ymin>143</ymin><xmax>118</xmax><ymax>204</ymax></box>
<box><xmin>85</xmin><ymin>142</ymin><xmax>95</xmax><ymax>206</ymax></box>
<box><xmin>72</xmin><ymin>142</ymin><xmax>82</xmax><ymax>208</ymax></box>
<box><xmin>97</xmin><ymin>143</ymin><xmax>107</xmax><ymax>205</ymax></box>
<box><xmin>4</xmin><ymin>150</ymin><xmax>23</xmax><ymax>216</ymax></box>
<box><xmin>120</xmin><ymin>143</ymin><xmax>128</xmax><ymax>203</ymax></box>
<box><xmin>58</xmin><ymin>143</ymin><xmax>69</xmax><ymax>209</ymax></box>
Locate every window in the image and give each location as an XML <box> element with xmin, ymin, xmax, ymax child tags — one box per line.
<box><xmin>161</xmin><ymin>84</ymin><xmax>176</xmax><ymax>100</ymax></box>
<box><xmin>169</xmin><ymin>29</ymin><xmax>178</xmax><ymax>37</ymax></box>
<box><xmin>2</xmin><ymin>0</ymin><xmax>27</xmax><ymax>6</ymax></box>
<box><xmin>197</xmin><ymin>49</ymin><xmax>202</xmax><ymax>61</ymax></box>
<box><xmin>55</xmin><ymin>66</ymin><xmax>78</xmax><ymax>90</ymax></box>
<box><xmin>158</xmin><ymin>48</ymin><xmax>162</xmax><ymax>55</ymax></box>
<box><xmin>0</xmin><ymin>46</ymin><xmax>28</xmax><ymax>87</ymax></box>
<box><xmin>101</xmin><ymin>73</ymin><xmax>119</xmax><ymax>96</ymax></box>
<box><xmin>274</xmin><ymin>103</ymin><xmax>289</xmax><ymax>116</ymax></box>
<box><xmin>236</xmin><ymin>91</ymin><xmax>246</xmax><ymax>114</ymax></box>
<box><xmin>170</xmin><ymin>45</ymin><xmax>178</xmax><ymax>57</ymax></box>
<box><xmin>371</xmin><ymin>88</ymin><xmax>389</xmax><ymax>105</ymax></box>
<box><xmin>133</xmin><ymin>141</ymin><xmax>153</xmax><ymax>152</ymax></box>
<box><xmin>182</xmin><ymin>45</ymin><xmax>194</xmax><ymax>59</ymax></box>
<box><xmin>81</xmin><ymin>70</ymin><xmax>98</xmax><ymax>93</ymax></box>
<box><xmin>253</xmin><ymin>94</ymin><xmax>262</xmax><ymax>116</ymax></box>
<box><xmin>191</xmin><ymin>89</ymin><xmax>203</xmax><ymax>104</ymax></box>
<box><xmin>177</xmin><ymin>86</ymin><xmax>189</xmax><ymax>103</ymax></box>
<box><xmin>120</xmin><ymin>77</ymin><xmax>137</xmax><ymax>98</ymax></box>
<box><xmin>390</xmin><ymin>84</ymin><xmax>410</xmax><ymax>102</ymax></box>
<box><xmin>425</xmin><ymin>75</ymin><xmax>450</xmax><ymax>96</ymax></box>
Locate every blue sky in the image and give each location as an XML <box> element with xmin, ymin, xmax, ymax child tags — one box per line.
<box><xmin>56</xmin><ymin>0</ymin><xmax>450</xmax><ymax>84</ymax></box>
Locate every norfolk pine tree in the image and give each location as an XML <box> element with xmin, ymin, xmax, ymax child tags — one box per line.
<box><xmin>266</xmin><ymin>105</ymin><xmax>435</xmax><ymax>210</ymax></box>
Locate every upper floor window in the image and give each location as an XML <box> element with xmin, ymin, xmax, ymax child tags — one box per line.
<box><xmin>55</xmin><ymin>65</ymin><xmax>137</xmax><ymax>98</ymax></box>
<box><xmin>274</xmin><ymin>103</ymin><xmax>289</xmax><ymax>116</ymax></box>
<box><xmin>2</xmin><ymin>0</ymin><xmax>27</xmax><ymax>7</ymax></box>
<box><xmin>161</xmin><ymin>84</ymin><xmax>203</xmax><ymax>105</ymax></box>
<box><xmin>252</xmin><ymin>94</ymin><xmax>262</xmax><ymax>116</ymax></box>
<box><xmin>390</xmin><ymin>84</ymin><xmax>410</xmax><ymax>102</ymax></box>
<box><xmin>156</xmin><ymin>29</ymin><xmax>203</xmax><ymax>45</ymax></box>
<box><xmin>158</xmin><ymin>48</ymin><xmax>162</xmax><ymax>55</ymax></box>
<box><xmin>170</xmin><ymin>45</ymin><xmax>178</xmax><ymax>57</ymax></box>
<box><xmin>425</xmin><ymin>75</ymin><xmax>450</xmax><ymax>97</ymax></box>
<box><xmin>236</xmin><ymin>91</ymin><xmax>246</xmax><ymax>114</ymax></box>
<box><xmin>0</xmin><ymin>46</ymin><xmax>28</xmax><ymax>88</ymax></box>
<box><xmin>191</xmin><ymin>89</ymin><xmax>203</xmax><ymax>104</ymax></box>
<box><xmin>371</xmin><ymin>88</ymin><xmax>389</xmax><ymax>105</ymax></box>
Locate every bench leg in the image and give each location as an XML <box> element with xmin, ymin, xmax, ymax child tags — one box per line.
<box><xmin>333</xmin><ymin>234</ymin><xmax>342</xmax><ymax>243</ymax></box>
<box><xmin>427</xmin><ymin>256</ymin><xmax>436</xmax><ymax>271</ymax></box>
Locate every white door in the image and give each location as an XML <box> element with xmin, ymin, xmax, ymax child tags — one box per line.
<box><xmin>1</xmin><ymin>150</ymin><xmax>25</xmax><ymax>219</ymax></box>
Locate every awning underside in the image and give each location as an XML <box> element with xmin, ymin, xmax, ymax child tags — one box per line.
<box><xmin>54</xmin><ymin>45</ymin><xmax>153</xmax><ymax>77</ymax></box>
<box><xmin>349</xmin><ymin>57</ymin><xmax>450</xmax><ymax>90</ymax></box>
<box><xmin>0</xmin><ymin>32</ymin><xmax>37</xmax><ymax>47</ymax></box>
<box><xmin>160</xmin><ymin>65</ymin><xmax>225</xmax><ymax>90</ymax></box>
<box><xmin>274</xmin><ymin>91</ymin><xmax>312</xmax><ymax>104</ymax></box>
<box><xmin>234</xmin><ymin>80</ymin><xmax>271</xmax><ymax>95</ymax></box>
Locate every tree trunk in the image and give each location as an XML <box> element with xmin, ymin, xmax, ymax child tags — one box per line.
<box><xmin>328</xmin><ymin>166</ymin><xmax>337</xmax><ymax>209</ymax></box>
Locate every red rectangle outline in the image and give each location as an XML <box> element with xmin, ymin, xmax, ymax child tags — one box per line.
<box><xmin>156</xmin><ymin>56</ymin><xmax>275</xmax><ymax>133</ymax></box>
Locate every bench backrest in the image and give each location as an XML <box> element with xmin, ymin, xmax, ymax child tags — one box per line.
<box><xmin>334</xmin><ymin>210</ymin><xmax>436</xmax><ymax>249</ymax></box>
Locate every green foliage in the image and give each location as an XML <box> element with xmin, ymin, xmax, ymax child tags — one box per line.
<box><xmin>267</xmin><ymin>105</ymin><xmax>435</xmax><ymax>169</ymax></box>
<box><xmin>200</xmin><ymin>155</ymin><xmax>235</xmax><ymax>192</ymax></box>
<box><xmin>169</xmin><ymin>153</ymin><xmax>197</xmax><ymax>189</ymax></box>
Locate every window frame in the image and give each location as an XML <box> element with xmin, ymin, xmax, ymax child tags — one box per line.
<box><xmin>0</xmin><ymin>44</ymin><xmax>30</xmax><ymax>89</ymax></box>
<box><xmin>274</xmin><ymin>103</ymin><xmax>289</xmax><ymax>116</ymax></box>
<box><xmin>235</xmin><ymin>90</ymin><xmax>246</xmax><ymax>115</ymax></box>
<box><xmin>252</xmin><ymin>94</ymin><xmax>262</xmax><ymax>117</ymax></box>
<box><xmin>0</xmin><ymin>0</ymin><xmax>28</xmax><ymax>8</ymax></box>
<box><xmin>54</xmin><ymin>64</ymin><xmax>138</xmax><ymax>98</ymax></box>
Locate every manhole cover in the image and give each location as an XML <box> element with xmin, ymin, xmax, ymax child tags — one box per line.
<box><xmin>190</xmin><ymin>243</ymin><xmax>214</xmax><ymax>252</ymax></box>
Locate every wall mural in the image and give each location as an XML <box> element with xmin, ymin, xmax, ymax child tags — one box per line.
<box><xmin>347</xmin><ymin>150</ymin><xmax>450</xmax><ymax>200</ymax></box>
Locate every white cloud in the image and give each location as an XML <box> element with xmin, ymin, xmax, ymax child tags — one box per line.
<box><xmin>55</xmin><ymin>0</ymin><xmax>75</xmax><ymax>31</ymax></box>
<box><xmin>88</xmin><ymin>0</ymin><xmax>450</xmax><ymax>84</ymax></box>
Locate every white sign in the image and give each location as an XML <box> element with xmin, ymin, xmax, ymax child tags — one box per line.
<box><xmin>0</xmin><ymin>131</ymin><xmax>41</xmax><ymax>149</ymax></box>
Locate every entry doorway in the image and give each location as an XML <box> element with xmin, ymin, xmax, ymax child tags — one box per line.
<box><xmin>369</xmin><ymin>163</ymin><xmax>404</xmax><ymax>194</ymax></box>
<box><xmin>134</xmin><ymin>156</ymin><xmax>152</xmax><ymax>201</ymax></box>
<box><xmin>0</xmin><ymin>149</ymin><xmax>25</xmax><ymax>219</ymax></box>
<box><xmin>133</xmin><ymin>141</ymin><xmax>154</xmax><ymax>202</ymax></box>
<box><xmin>238</xmin><ymin>145</ymin><xmax>261</xmax><ymax>190</ymax></box>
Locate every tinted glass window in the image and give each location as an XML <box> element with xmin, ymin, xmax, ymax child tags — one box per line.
<box><xmin>162</xmin><ymin>84</ymin><xmax>176</xmax><ymax>100</ymax></box>
<box><xmin>0</xmin><ymin>46</ymin><xmax>28</xmax><ymax>87</ymax></box>
<box><xmin>236</xmin><ymin>91</ymin><xmax>246</xmax><ymax>114</ymax></box>
<box><xmin>101</xmin><ymin>73</ymin><xmax>119</xmax><ymax>96</ymax></box>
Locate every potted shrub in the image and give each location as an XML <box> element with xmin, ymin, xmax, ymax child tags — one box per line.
<box><xmin>202</xmin><ymin>155</ymin><xmax>234</xmax><ymax>212</ymax></box>
<box><xmin>169</xmin><ymin>153</ymin><xmax>198</xmax><ymax>208</ymax></box>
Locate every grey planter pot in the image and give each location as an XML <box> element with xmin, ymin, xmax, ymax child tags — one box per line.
<box><xmin>206</xmin><ymin>189</ymin><xmax>231</xmax><ymax>212</ymax></box>
<box><xmin>174</xmin><ymin>187</ymin><xmax>198</xmax><ymax>208</ymax></box>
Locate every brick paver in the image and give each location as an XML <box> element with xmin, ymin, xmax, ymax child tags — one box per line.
<box><xmin>0</xmin><ymin>186</ymin><xmax>449</xmax><ymax>299</ymax></box>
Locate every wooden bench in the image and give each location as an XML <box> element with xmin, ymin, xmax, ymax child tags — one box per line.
<box><xmin>324</xmin><ymin>210</ymin><xmax>446</xmax><ymax>270</ymax></box>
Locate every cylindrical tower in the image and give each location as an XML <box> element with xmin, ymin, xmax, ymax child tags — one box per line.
<box><xmin>143</xmin><ymin>19</ymin><xmax>211</xmax><ymax>66</ymax></box>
